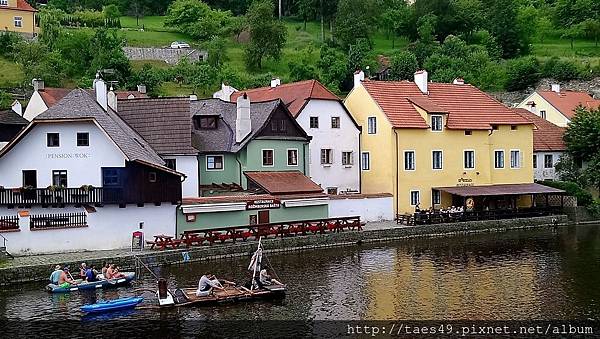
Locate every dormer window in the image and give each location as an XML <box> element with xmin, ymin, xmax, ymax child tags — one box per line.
<box><xmin>198</xmin><ymin>116</ymin><xmax>218</xmax><ymax>129</ymax></box>
<box><xmin>431</xmin><ymin>115</ymin><xmax>443</xmax><ymax>131</ymax></box>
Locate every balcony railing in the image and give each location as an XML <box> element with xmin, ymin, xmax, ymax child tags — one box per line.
<box><xmin>30</xmin><ymin>212</ymin><xmax>87</xmax><ymax>230</ymax></box>
<box><xmin>0</xmin><ymin>187</ymin><xmax>103</xmax><ymax>206</ymax></box>
<box><xmin>0</xmin><ymin>215</ymin><xmax>19</xmax><ymax>231</ymax></box>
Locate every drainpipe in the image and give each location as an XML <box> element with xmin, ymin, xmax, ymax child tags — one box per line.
<box><xmin>358</xmin><ymin>129</ymin><xmax>362</xmax><ymax>193</ymax></box>
<box><xmin>235</xmin><ymin>153</ymin><xmax>243</xmax><ymax>187</ymax></box>
<box><xmin>303</xmin><ymin>142</ymin><xmax>308</xmax><ymax>176</ymax></box>
<box><xmin>394</xmin><ymin>129</ymin><xmax>399</xmax><ymax>215</ymax></box>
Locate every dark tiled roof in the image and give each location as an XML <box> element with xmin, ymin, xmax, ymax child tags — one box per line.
<box><xmin>190</xmin><ymin>98</ymin><xmax>281</xmax><ymax>153</ymax></box>
<box><xmin>244</xmin><ymin>171</ymin><xmax>324</xmax><ymax>195</ymax></box>
<box><xmin>513</xmin><ymin>108</ymin><xmax>566</xmax><ymax>152</ymax></box>
<box><xmin>434</xmin><ymin>183</ymin><xmax>565</xmax><ymax>197</ymax></box>
<box><xmin>116</xmin><ymin>98</ymin><xmax>197</xmax><ymax>155</ymax></box>
<box><xmin>116</xmin><ymin>91</ymin><xmax>148</xmax><ymax>100</ymax></box>
<box><xmin>33</xmin><ymin>89</ymin><xmax>170</xmax><ymax>171</ymax></box>
<box><xmin>0</xmin><ymin>110</ymin><xmax>27</xmax><ymax>125</ymax></box>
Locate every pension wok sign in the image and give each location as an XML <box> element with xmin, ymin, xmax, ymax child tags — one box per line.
<box><xmin>246</xmin><ymin>199</ymin><xmax>281</xmax><ymax>210</ymax></box>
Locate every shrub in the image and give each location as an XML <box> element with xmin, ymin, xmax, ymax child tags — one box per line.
<box><xmin>542</xmin><ymin>57</ymin><xmax>581</xmax><ymax>81</ymax></box>
<box><xmin>0</xmin><ymin>32</ymin><xmax>22</xmax><ymax>59</ymax></box>
<box><xmin>540</xmin><ymin>180</ymin><xmax>593</xmax><ymax>207</ymax></box>
<box><xmin>504</xmin><ymin>57</ymin><xmax>540</xmax><ymax>91</ymax></box>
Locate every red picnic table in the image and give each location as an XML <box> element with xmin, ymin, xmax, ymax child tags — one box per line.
<box><xmin>147</xmin><ymin>234</ymin><xmax>183</xmax><ymax>250</ymax></box>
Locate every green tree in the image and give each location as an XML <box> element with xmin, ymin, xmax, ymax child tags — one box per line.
<box><xmin>317</xmin><ymin>43</ymin><xmax>349</xmax><ymax>92</ymax></box>
<box><xmin>38</xmin><ymin>8</ymin><xmax>64</xmax><ymax>49</ymax></box>
<box><xmin>89</xmin><ymin>29</ymin><xmax>131</xmax><ymax>84</ymax></box>
<box><xmin>561</xmin><ymin>107</ymin><xmax>600</xmax><ymax>189</ymax></box>
<box><xmin>288</xmin><ymin>45</ymin><xmax>318</xmax><ymax>81</ymax></box>
<box><xmin>14</xmin><ymin>41</ymin><xmax>64</xmax><ymax>87</ymax></box>
<box><xmin>379</xmin><ymin>0</ymin><xmax>412</xmax><ymax>48</ymax></box>
<box><xmin>333</xmin><ymin>0</ymin><xmax>374</xmax><ymax>49</ymax></box>
<box><xmin>297</xmin><ymin>0</ymin><xmax>317</xmax><ymax>30</ymax></box>
<box><xmin>561</xmin><ymin>23</ymin><xmax>584</xmax><ymax>49</ymax></box>
<box><xmin>0</xmin><ymin>90</ymin><xmax>13</xmax><ymax>110</ymax></box>
<box><xmin>504</xmin><ymin>56</ymin><xmax>539</xmax><ymax>91</ymax></box>
<box><xmin>484</xmin><ymin>0</ymin><xmax>528</xmax><ymax>58</ymax></box>
<box><xmin>580</xmin><ymin>18</ymin><xmax>600</xmax><ymax>46</ymax></box>
<box><xmin>103</xmin><ymin>4</ymin><xmax>121</xmax><ymax>20</ymax></box>
<box><xmin>128</xmin><ymin>63</ymin><xmax>163</xmax><ymax>96</ymax></box>
<box><xmin>191</xmin><ymin>63</ymin><xmax>219</xmax><ymax>96</ymax></box>
<box><xmin>0</xmin><ymin>32</ymin><xmax>23</xmax><ymax>58</ymax></box>
<box><xmin>243</xmin><ymin>0</ymin><xmax>287</xmax><ymax>69</ymax></box>
<box><xmin>205</xmin><ymin>36</ymin><xmax>228</xmax><ymax>68</ymax></box>
<box><xmin>389</xmin><ymin>50</ymin><xmax>418</xmax><ymax>80</ymax></box>
<box><xmin>165</xmin><ymin>0</ymin><xmax>233</xmax><ymax>40</ymax></box>
<box><xmin>536</xmin><ymin>16</ymin><xmax>554</xmax><ymax>44</ymax></box>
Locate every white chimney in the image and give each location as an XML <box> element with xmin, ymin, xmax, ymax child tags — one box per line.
<box><xmin>353</xmin><ymin>70</ymin><xmax>365</xmax><ymax>89</ymax></box>
<box><xmin>11</xmin><ymin>100</ymin><xmax>22</xmax><ymax>116</ymax></box>
<box><xmin>189</xmin><ymin>94</ymin><xmax>198</xmax><ymax>101</ymax></box>
<box><xmin>32</xmin><ymin>78</ymin><xmax>44</xmax><ymax>92</ymax></box>
<box><xmin>94</xmin><ymin>77</ymin><xmax>108</xmax><ymax>111</ymax></box>
<box><xmin>137</xmin><ymin>84</ymin><xmax>147</xmax><ymax>94</ymax></box>
<box><xmin>270</xmin><ymin>77</ymin><xmax>281</xmax><ymax>88</ymax></box>
<box><xmin>414</xmin><ymin>70</ymin><xmax>428</xmax><ymax>94</ymax></box>
<box><xmin>551</xmin><ymin>84</ymin><xmax>560</xmax><ymax>93</ymax></box>
<box><xmin>212</xmin><ymin>83</ymin><xmax>238</xmax><ymax>101</ymax></box>
<box><xmin>107</xmin><ymin>86</ymin><xmax>117</xmax><ymax>112</ymax></box>
<box><xmin>236</xmin><ymin>93</ymin><xmax>251</xmax><ymax>143</ymax></box>
<box><xmin>452</xmin><ymin>77</ymin><xmax>464</xmax><ymax>85</ymax></box>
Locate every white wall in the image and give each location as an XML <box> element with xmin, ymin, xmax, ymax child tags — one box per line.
<box><xmin>0</xmin><ymin>121</ymin><xmax>126</xmax><ymax>188</ymax></box>
<box><xmin>534</xmin><ymin>151</ymin><xmax>564</xmax><ymax>181</ymax></box>
<box><xmin>0</xmin><ymin>204</ymin><xmax>176</xmax><ymax>254</ymax></box>
<box><xmin>165</xmin><ymin>155</ymin><xmax>199</xmax><ymax>197</ymax></box>
<box><xmin>328</xmin><ymin>195</ymin><xmax>394</xmax><ymax>222</ymax></box>
<box><xmin>23</xmin><ymin>91</ymin><xmax>48</xmax><ymax>121</ymax></box>
<box><xmin>296</xmin><ymin>99</ymin><xmax>361</xmax><ymax>193</ymax></box>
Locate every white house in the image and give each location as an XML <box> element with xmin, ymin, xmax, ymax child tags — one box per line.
<box><xmin>0</xmin><ymin>82</ymin><xmax>183</xmax><ymax>254</ymax></box>
<box><xmin>229</xmin><ymin>80</ymin><xmax>361</xmax><ymax>194</ymax></box>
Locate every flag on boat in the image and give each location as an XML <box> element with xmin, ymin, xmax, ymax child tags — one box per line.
<box><xmin>248</xmin><ymin>238</ymin><xmax>263</xmax><ymax>272</ymax></box>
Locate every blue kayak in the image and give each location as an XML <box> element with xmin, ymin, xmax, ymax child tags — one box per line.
<box><xmin>80</xmin><ymin>297</ymin><xmax>144</xmax><ymax>314</ymax></box>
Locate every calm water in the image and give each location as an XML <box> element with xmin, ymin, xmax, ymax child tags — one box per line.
<box><xmin>1</xmin><ymin>224</ymin><xmax>599</xmax><ymax>321</ymax></box>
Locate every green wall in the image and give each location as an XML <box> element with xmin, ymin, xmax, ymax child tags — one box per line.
<box><xmin>177</xmin><ymin>204</ymin><xmax>328</xmax><ymax>233</ymax></box>
<box><xmin>199</xmin><ymin>153</ymin><xmax>240</xmax><ymax>186</ymax></box>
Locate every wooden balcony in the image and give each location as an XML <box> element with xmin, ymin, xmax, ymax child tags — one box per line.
<box><xmin>0</xmin><ymin>187</ymin><xmax>103</xmax><ymax>206</ymax></box>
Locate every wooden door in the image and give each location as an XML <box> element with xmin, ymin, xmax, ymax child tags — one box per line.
<box><xmin>258</xmin><ymin>210</ymin><xmax>270</xmax><ymax>224</ymax></box>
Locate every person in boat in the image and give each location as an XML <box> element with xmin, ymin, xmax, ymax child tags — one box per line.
<box><xmin>196</xmin><ymin>274</ymin><xmax>224</xmax><ymax>296</ymax></box>
<box><xmin>105</xmin><ymin>264</ymin><xmax>116</xmax><ymax>279</ymax></box>
<box><xmin>58</xmin><ymin>267</ymin><xmax>78</xmax><ymax>288</ymax></box>
<box><xmin>49</xmin><ymin>265</ymin><xmax>62</xmax><ymax>285</ymax></box>
<box><xmin>79</xmin><ymin>263</ymin><xmax>87</xmax><ymax>279</ymax></box>
<box><xmin>101</xmin><ymin>262</ymin><xmax>109</xmax><ymax>279</ymax></box>
<box><xmin>85</xmin><ymin>264</ymin><xmax>100</xmax><ymax>282</ymax></box>
<box><xmin>113</xmin><ymin>266</ymin><xmax>126</xmax><ymax>279</ymax></box>
<box><xmin>259</xmin><ymin>267</ymin><xmax>282</xmax><ymax>286</ymax></box>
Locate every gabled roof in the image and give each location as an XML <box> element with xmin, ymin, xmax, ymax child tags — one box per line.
<box><xmin>513</xmin><ymin>108</ymin><xmax>566</xmax><ymax>152</ymax></box>
<box><xmin>230</xmin><ymin>80</ymin><xmax>340</xmax><ymax>117</ymax></box>
<box><xmin>116</xmin><ymin>98</ymin><xmax>197</xmax><ymax>155</ymax></box>
<box><xmin>360</xmin><ymin>80</ymin><xmax>531</xmax><ymax>130</ymax></box>
<box><xmin>5</xmin><ymin>0</ymin><xmax>38</xmax><ymax>11</ymax></box>
<box><xmin>0</xmin><ymin>110</ymin><xmax>27</xmax><ymax>125</ymax></box>
<box><xmin>245</xmin><ymin>171</ymin><xmax>324</xmax><ymax>195</ymax></box>
<box><xmin>537</xmin><ymin>90</ymin><xmax>600</xmax><ymax>119</ymax></box>
<box><xmin>38</xmin><ymin>88</ymin><xmax>72</xmax><ymax>108</ymax></box>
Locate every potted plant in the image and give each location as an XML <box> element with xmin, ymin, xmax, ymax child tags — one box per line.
<box><xmin>80</xmin><ymin>185</ymin><xmax>94</xmax><ymax>192</ymax></box>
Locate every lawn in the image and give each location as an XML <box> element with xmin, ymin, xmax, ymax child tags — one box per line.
<box><xmin>0</xmin><ymin>57</ymin><xmax>24</xmax><ymax>88</ymax></box>
<box><xmin>531</xmin><ymin>37</ymin><xmax>600</xmax><ymax>68</ymax></box>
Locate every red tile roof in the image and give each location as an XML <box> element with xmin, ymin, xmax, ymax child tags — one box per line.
<box><xmin>182</xmin><ymin>192</ymin><xmax>327</xmax><ymax>205</ymax></box>
<box><xmin>537</xmin><ymin>90</ymin><xmax>600</xmax><ymax>119</ymax></box>
<box><xmin>513</xmin><ymin>108</ymin><xmax>566</xmax><ymax>151</ymax></box>
<box><xmin>230</xmin><ymin>80</ymin><xmax>340</xmax><ymax>117</ymax></box>
<box><xmin>361</xmin><ymin>80</ymin><xmax>531</xmax><ymax>129</ymax></box>
<box><xmin>38</xmin><ymin>88</ymin><xmax>72</xmax><ymax>108</ymax></box>
<box><xmin>244</xmin><ymin>171</ymin><xmax>324</xmax><ymax>195</ymax></box>
<box><xmin>15</xmin><ymin>0</ymin><xmax>37</xmax><ymax>11</ymax></box>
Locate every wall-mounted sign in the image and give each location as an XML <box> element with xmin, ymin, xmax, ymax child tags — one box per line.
<box><xmin>246</xmin><ymin>199</ymin><xmax>281</xmax><ymax>210</ymax></box>
<box><xmin>457</xmin><ymin>177</ymin><xmax>473</xmax><ymax>187</ymax></box>
<box><xmin>47</xmin><ymin>153</ymin><xmax>91</xmax><ymax>159</ymax></box>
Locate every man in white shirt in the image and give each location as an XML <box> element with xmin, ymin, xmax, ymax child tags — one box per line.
<box><xmin>196</xmin><ymin>274</ymin><xmax>224</xmax><ymax>296</ymax></box>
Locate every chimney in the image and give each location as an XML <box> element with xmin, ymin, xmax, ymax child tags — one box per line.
<box><xmin>235</xmin><ymin>93</ymin><xmax>251</xmax><ymax>143</ymax></box>
<box><xmin>94</xmin><ymin>75</ymin><xmax>108</xmax><ymax>111</ymax></box>
<box><xmin>270</xmin><ymin>77</ymin><xmax>281</xmax><ymax>88</ymax></box>
<box><xmin>452</xmin><ymin>77</ymin><xmax>464</xmax><ymax>85</ymax></box>
<box><xmin>32</xmin><ymin>78</ymin><xmax>44</xmax><ymax>92</ymax></box>
<box><xmin>137</xmin><ymin>84</ymin><xmax>147</xmax><ymax>94</ymax></box>
<box><xmin>353</xmin><ymin>70</ymin><xmax>365</xmax><ymax>89</ymax></box>
<box><xmin>11</xmin><ymin>100</ymin><xmax>22</xmax><ymax>116</ymax></box>
<box><xmin>414</xmin><ymin>70</ymin><xmax>428</xmax><ymax>94</ymax></box>
<box><xmin>189</xmin><ymin>94</ymin><xmax>198</xmax><ymax>101</ymax></box>
<box><xmin>107</xmin><ymin>86</ymin><xmax>117</xmax><ymax>112</ymax></box>
<box><xmin>551</xmin><ymin>84</ymin><xmax>560</xmax><ymax>93</ymax></box>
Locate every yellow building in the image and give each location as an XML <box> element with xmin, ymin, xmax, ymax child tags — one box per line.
<box><xmin>345</xmin><ymin>71</ymin><xmax>541</xmax><ymax>215</ymax></box>
<box><xmin>0</xmin><ymin>0</ymin><xmax>37</xmax><ymax>36</ymax></box>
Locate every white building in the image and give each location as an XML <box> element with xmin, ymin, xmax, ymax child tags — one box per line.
<box><xmin>228</xmin><ymin>80</ymin><xmax>361</xmax><ymax>194</ymax></box>
<box><xmin>0</xmin><ymin>84</ymin><xmax>183</xmax><ymax>254</ymax></box>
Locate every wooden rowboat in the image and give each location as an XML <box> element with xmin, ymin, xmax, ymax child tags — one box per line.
<box><xmin>173</xmin><ymin>283</ymin><xmax>286</xmax><ymax>307</ymax></box>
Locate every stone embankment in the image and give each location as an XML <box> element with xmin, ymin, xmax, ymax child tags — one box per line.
<box><xmin>0</xmin><ymin>215</ymin><xmax>568</xmax><ymax>285</ymax></box>
<box><xmin>122</xmin><ymin>47</ymin><xmax>208</xmax><ymax>64</ymax></box>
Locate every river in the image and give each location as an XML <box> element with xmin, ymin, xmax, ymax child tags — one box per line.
<box><xmin>0</xmin><ymin>224</ymin><xmax>598</xmax><ymax>323</ymax></box>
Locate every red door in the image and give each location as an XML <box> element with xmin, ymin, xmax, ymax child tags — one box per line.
<box><xmin>258</xmin><ymin>210</ymin><xmax>270</xmax><ymax>224</ymax></box>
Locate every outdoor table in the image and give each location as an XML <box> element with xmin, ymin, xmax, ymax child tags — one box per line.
<box><xmin>181</xmin><ymin>233</ymin><xmax>206</xmax><ymax>247</ymax></box>
<box><xmin>149</xmin><ymin>234</ymin><xmax>181</xmax><ymax>250</ymax></box>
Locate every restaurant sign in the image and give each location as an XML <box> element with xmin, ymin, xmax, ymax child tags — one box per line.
<box><xmin>457</xmin><ymin>177</ymin><xmax>474</xmax><ymax>187</ymax></box>
<box><xmin>246</xmin><ymin>199</ymin><xmax>281</xmax><ymax>210</ymax></box>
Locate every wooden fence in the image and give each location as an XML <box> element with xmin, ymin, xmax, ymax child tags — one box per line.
<box><xmin>0</xmin><ymin>215</ymin><xmax>19</xmax><ymax>231</ymax></box>
<box><xmin>30</xmin><ymin>212</ymin><xmax>87</xmax><ymax>230</ymax></box>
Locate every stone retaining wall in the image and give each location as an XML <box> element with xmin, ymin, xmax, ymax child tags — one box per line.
<box><xmin>122</xmin><ymin>47</ymin><xmax>208</xmax><ymax>64</ymax></box>
<box><xmin>0</xmin><ymin>215</ymin><xmax>568</xmax><ymax>285</ymax></box>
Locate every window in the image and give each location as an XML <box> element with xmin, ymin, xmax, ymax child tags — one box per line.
<box><xmin>77</xmin><ymin>132</ymin><xmax>89</xmax><ymax>147</ymax></box>
<box><xmin>309</xmin><ymin>117</ymin><xmax>319</xmax><ymax>128</ymax></box>
<box><xmin>199</xmin><ymin>116</ymin><xmax>217</xmax><ymax>129</ymax></box>
<box><xmin>361</xmin><ymin>152</ymin><xmax>370</xmax><ymax>170</ymax></box>
<box><xmin>148</xmin><ymin>172</ymin><xmax>157</xmax><ymax>183</ymax></box>
<box><xmin>287</xmin><ymin>149</ymin><xmax>298</xmax><ymax>166</ymax></box>
<box><xmin>270</xmin><ymin>120</ymin><xmax>286</xmax><ymax>132</ymax></box>
<box><xmin>540</xmin><ymin>110</ymin><xmax>547</xmax><ymax>120</ymax></box>
<box><xmin>510</xmin><ymin>150</ymin><xmax>521</xmax><ymax>168</ymax></box>
<box><xmin>432</xmin><ymin>150</ymin><xmax>443</xmax><ymax>170</ymax></box>
<box><xmin>432</xmin><ymin>190</ymin><xmax>441</xmax><ymax>205</ymax></box>
<box><xmin>544</xmin><ymin>154</ymin><xmax>553</xmax><ymax>168</ymax></box>
<box><xmin>165</xmin><ymin>159</ymin><xmax>176</xmax><ymax>170</ymax></box>
<box><xmin>327</xmin><ymin>187</ymin><xmax>338</xmax><ymax>195</ymax></box>
<box><xmin>52</xmin><ymin>170</ymin><xmax>67</xmax><ymax>187</ymax></box>
<box><xmin>492</xmin><ymin>125</ymin><xmax>499</xmax><ymax>130</ymax></box>
<box><xmin>533</xmin><ymin>154</ymin><xmax>537</xmax><ymax>169</ymax></box>
<box><xmin>431</xmin><ymin>115</ymin><xmax>443</xmax><ymax>131</ymax></box>
<box><xmin>320</xmin><ymin>149</ymin><xmax>333</xmax><ymax>165</ymax></box>
<box><xmin>464</xmin><ymin>150</ymin><xmax>475</xmax><ymax>169</ymax></box>
<box><xmin>47</xmin><ymin>133</ymin><xmax>59</xmax><ymax>147</ymax></box>
<box><xmin>465</xmin><ymin>130</ymin><xmax>472</xmax><ymax>136</ymax></box>
<box><xmin>14</xmin><ymin>17</ymin><xmax>22</xmax><ymax>28</ymax></box>
<box><xmin>511</xmin><ymin>125</ymin><xmax>517</xmax><ymax>130</ymax></box>
<box><xmin>331</xmin><ymin>117</ymin><xmax>340</xmax><ymax>129</ymax></box>
<box><xmin>102</xmin><ymin>169</ymin><xmax>119</xmax><ymax>186</ymax></box>
<box><xmin>404</xmin><ymin>151</ymin><xmax>415</xmax><ymax>171</ymax></box>
<box><xmin>342</xmin><ymin>151</ymin><xmax>353</xmax><ymax>166</ymax></box>
<box><xmin>410</xmin><ymin>190</ymin><xmax>420</xmax><ymax>206</ymax></box>
<box><xmin>262</xmin><ymin>150</ymin><xmax>274</xmax><ymax>166</ymax></box>
<box><xmin>367</xmin><ymin>117</ymin><xmax>377</xmax><ymax>134</ymax></box>
<box><xmin>206</xmin><ymin>155</ymin><xmax>224</xmax><ymax>170</ymax></box>
<box><xmin>494</xmin><ymin>150</ymin><xmax>505</xmax><ymax>169</ymax></box>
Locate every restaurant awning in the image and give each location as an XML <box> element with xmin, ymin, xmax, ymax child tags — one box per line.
<box><xmin>433</xmin><ymin>183</ymin><xmax>565</xmax><ymax>197</ymax></box>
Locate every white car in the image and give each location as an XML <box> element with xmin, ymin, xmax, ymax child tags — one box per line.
<box><xmin>170</xmin><ymin>41</ymin><xmax>190</xmax><ymax>49</ymax></box>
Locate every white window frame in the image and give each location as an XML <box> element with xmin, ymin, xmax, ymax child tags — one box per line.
<box><xmin>463</xmin><ymin>149</ymin><xmax>475</xmax><ymax>170</ymax></box>
<box><xmin>494</xmin><ymin>150</ymin><xmax>505</xmax><ymax>169</ymax></box>
<box><xmin>331</xmin><ymin>116</ymin><xmax>340</xmax><ymax>129</ymax></box>
<box><xmin>14</xmin><ymin>16</ymin><xmax>22</xmax><ymax>28</ymax></box>
<box><xmin>76</xmin><ymin>131</ymin><xmax>90</xmax><ymax>147</ymax></box>
<box><xmin>432</xmin><ymin>189</ymin><xmax>441</xmax><ymax>205</ymax></box>
<box><xmin>309</xmin><ymin>116</ymin><xmax>319</xmax><ymax>129</ymax></box>
<box><xmin>206</xmin><ymin>155</ymin><xmax>224</xmax><ymax>171</ymax></box>
<box><xmin>432</xmin><ymin>150</ymin><xmax>443</xmax><ymax>170</ymax></box>
<box><xmin>367</xmin><ymin>116</ymin><xmax>377</xmax><ymax>134</ymax></box>
<box><xmin>410</xmin><ymin>190</ymin><xmax>420</xmax><ymax>206</ymax></box>
<box><xmin>430</xmin><ymin>115</ymin><xmax>443</xmax><ymax>132</ymax></box>
<box><xmin>510</xmin><ymin>149</ymin><xmax>521</xmax><ymax>169</ymax></box>
<box><xmin>286</xmin><ymin>148</ymin><xmax>298</xmax><ymax>167</ymax></box>
<box><xmin>262</xmin><ymin>149</ymin><xmax>275</xmax><ymax>167</ymax></box>
<box><xmin>361</xmin><ymin>152</ymin><xmax>370</xmax><ymax>171</ymax></box>
<box><xmin>544</xmin><ymin>154</ymin><xmax>554</xmax><ymax>169</ymax></box>
<box><xmin>540</xmin><ymin>110</ymin><xmax>547</xmax><ymax>120</ymax></box>
<box><xmin>320</xmin><ymin>148</ymin><xmax>333</xmax><ymax>165</ymax></box>
<box><xmin>341</xmin><ymin>151</ymin><xmax>354</xmax><ymax>166</ymax></box>
<box><xmin>404</xmin><ymin>150</ymin><xmax>415</xmax><ymax>171</ymax></box>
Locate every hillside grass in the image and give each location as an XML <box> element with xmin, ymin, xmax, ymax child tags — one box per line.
<box><xmin>0</xmin><ymin>57</ymin><xmax>24</xmax><ymax>88</ymax></box>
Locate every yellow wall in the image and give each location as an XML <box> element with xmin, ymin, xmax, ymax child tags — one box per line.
<box><xmin>0</xmin><ymin>7</ymin><xmax>37</xmax><ymax>35</ymax></box>
<box><xmin>517</xmin><ymin>92</ymin><xmax>570</xmax><ymax>127</ymax></box>
<box><xmin>345</xmin><ymin>85</ymin><xmax>535</xmax><ymax>214</ymax></box>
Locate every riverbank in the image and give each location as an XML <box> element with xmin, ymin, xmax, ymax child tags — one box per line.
<box><xmin>0</xmin><ymin>215</ymin><xmax>569</xmax><ymax>285</ymax></box>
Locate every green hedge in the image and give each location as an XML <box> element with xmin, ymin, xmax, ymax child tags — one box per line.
<box><xmin>539</xmin><ymin>180</ymin><xmax>593</xmax><ymax>206</ymax></box>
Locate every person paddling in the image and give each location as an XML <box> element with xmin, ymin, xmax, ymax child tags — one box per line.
<box><xmin>196</xmin><ymin>274</ymin><xmax>224</xmax><ymax>296</ymax></box>
<box><xmin>58</xmin><ymin>267</ymin><xmax>78</xmax><ymax>289</ymax></box>
<box><xmin>49</xmin><ymin>265</ymin><xmax>62</xmax><ymax>285</ymax></box>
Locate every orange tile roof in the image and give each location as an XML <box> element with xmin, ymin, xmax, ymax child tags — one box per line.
<box><xmin>513</xmin><ymin>108</ymin><xmax>566</xmax><ymax>151</ymax></box>
<box><xmin>15</xmin><ymin>0</ymin><xmax>37</xmax><ymax>11</ymax></box>
<box><xmin>39</xmin><ymin>88</ymin><xmax>72</xmax><ymax>107</ymax></box>
<box><xmin>182</xmin><ymin>192</ymin><xmax>327</xmax><ymax>205</ymax></box>
<box><xmin>537</xmin><ymin>90</ymin><xmax>600</xmax><ymax>119</ymax></box>
<box><xmin>244</xmin><ymin>171</ymin><xmax>324</xmax><ymax>195</ymax></box>
<box><xmin>230</xmin><ymin>80</ymin><xmax>340</xmax><ymax>117</ymax></box>
<box><xmin>361</xmin><ymin>80</ymin><xmax>531</xmax><ymax>129</ymax></box>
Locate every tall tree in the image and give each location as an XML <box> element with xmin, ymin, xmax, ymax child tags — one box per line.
<box><xmin>333</xmin><ymin>0</ymin><xmax>374</xmax><ymax>49</ymax></box>
<box><xmin>379</xmin><ymin>0</ymin><xmax>412</xmax><ymax>48</ymax></box>
<box><xmin>244</xmin><ymin>0</ymin><xmax>287</xmax><ymax>69</ymax></box>
<box><xmin>561</xmin><ymin>107</ymin><xmax>600</xmax><ymax>190</ymax></box>
<box><xmin>297</xmin><ymin>0</ymin><xmax>317</xmax><ymax>30</ymax></box>
<box><xmin>484</xmin><ymin>0</ymin><xmax>527</xmax><ymax>58</ymax></box>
